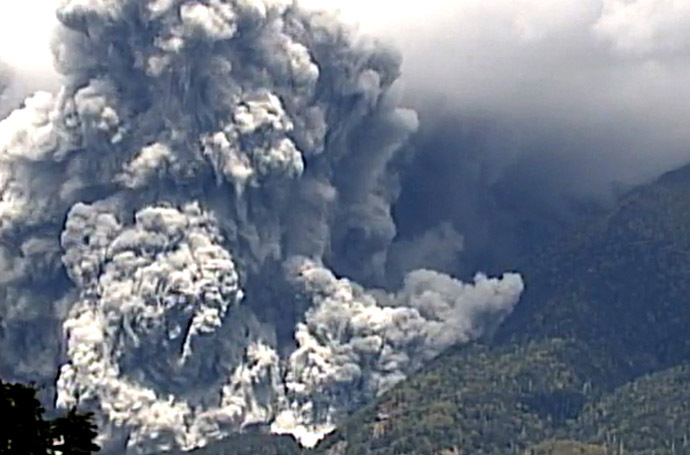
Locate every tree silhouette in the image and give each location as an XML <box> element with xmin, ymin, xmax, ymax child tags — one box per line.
<box><xmin>49</xmin><ymin>407</ymin><xmax>100</xmax><ymax>455</ymax></box>
<box><xmin>0</xmin><ymin>380</ymin><xmax>99</xmax><ymax>455</ymax></box>
<box><xmin>0</xmin><ymin>380</ymin><xmax>49</xmax><ymax>455</ymax></box>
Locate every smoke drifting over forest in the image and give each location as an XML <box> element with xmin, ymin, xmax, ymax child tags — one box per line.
<box><xmin>3</xmin><ymin>1</ymin><xmax>690</xmax><ymax>273</ymax></box>
<box><xmin>0</xmin><ymin>1</ymin><xmax>522</xmax><ymax>453</ymax></box>
<box><xmin>300</xmin><ymin>0</ymin><xmax>690</xmax><ymax>277</ymax></box>
<box><xmin>384</xmin><ymin>0</ymin><xmax>690</xmax><ymax>275</ymax></box>
<box><xmin>1</xmin><ymin>0</ymin><xmax>689</xmax><ymax>453</ymax></box>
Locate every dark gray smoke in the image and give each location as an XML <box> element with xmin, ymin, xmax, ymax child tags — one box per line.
<box><xmin>373</xmin><ymin>0</ymin><xmax>690</xmax><ymax>277</ymax></box>
<box><xmin>0</xmin><ymin>1</ymin><xmax>522</xmax><ymax>453</ymax></box>
<box><xmin>391</xmin><ymin>107</ymin><xmax>627</xmax><ymax>279</ymax></box>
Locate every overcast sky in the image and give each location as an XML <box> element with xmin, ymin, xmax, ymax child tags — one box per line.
<box><xmin>5</xmin><ymin>0</ymin><xmax>688</xmax><ymax>172</ymax></box>
<box><xmin>2</xmin><ymin>0</ymin><xmax>690</xmax><ymax>273</ymax></box>
<box><xmin>3</xmin><ymin>0</ymin><xmax>690</xmax><ymax>131</ymax></box>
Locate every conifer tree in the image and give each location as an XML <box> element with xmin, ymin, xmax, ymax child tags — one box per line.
<box><xmin>0</xmin><ymin>380</ymin><xmax>99</xmax><ymax>455</ymax></box>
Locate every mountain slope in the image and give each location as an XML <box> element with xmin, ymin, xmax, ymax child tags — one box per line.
<box><xmin>525</xmin><ymin>440</ymin><xmax>607</xmax><ymax>455</ymax></box>
<box><xmin>313</xmin><ymin>163</ymin><xmax>690</xmax><ymax>455</ymax></box>
<box><xmin>570</xmin><ymin>364</ymin><xmax>690</xmax><ymax>454</ymax></box>
<box><xmin>158</xmin><ymin>434</ymin><xmax>302</xmax><ymax>455</ymax></box>
<box><xmin>315</xmin><ymin>338</ymin><xmax>612</xmax><ymax>455</ymax></box>
<box><xmin>497</xmin><ymin>163</ymin><xmax>690</xmax><ymax>376</ymax></box>
<box><xmin>158</xmin><ymin>163</ymin><xmax>690</xmax><ymax>455</ymax></box>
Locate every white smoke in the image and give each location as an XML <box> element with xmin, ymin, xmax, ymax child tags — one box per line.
<box><xmin>277</xmin><ymin>258</ymin><xmax>521</xmax><ymax>446</ymax></box>
<box><xmin>0</xmin><ymin>0</ymin><xmax>523</xmax><ymax>452</ymax></box>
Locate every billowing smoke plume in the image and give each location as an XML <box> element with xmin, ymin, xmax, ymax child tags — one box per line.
<box><xmin>0</xmin><ymin>0</ymin><xmax>522</xmax><ymax>453</ymax></box>
<box><xmin>0</xmin><ymin>62</ymin><xmax>14</xmax><ymax>117</ymax></box>
<box><xmin>380</xmin><ymin>0</ymin><xmax>690</xmax><ymax>277</ymax></box>
<box><xmin>0</xmin><ymin>61</ymin><xmax>59</xmax><ymax>121</ymax></box>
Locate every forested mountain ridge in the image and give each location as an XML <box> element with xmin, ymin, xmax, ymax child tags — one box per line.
<box><xmin>496</xmin><ymin>162</ymin><xmax>690</xmax><ymax>376</ymax></box>
<box><xmin>157</xmin><ymin>164</ymin><xmax>690</xmax><ymax>455</ymax></box>
<box><xmin>309</xmin><ymin>163</ymin><xmax>690</xmax><ymax>455</ymax></box>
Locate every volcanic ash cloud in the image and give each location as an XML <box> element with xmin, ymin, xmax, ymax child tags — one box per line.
<box><xmin>0</xmin><ymin>0</ymin><xmax>523</xmax><ymax>452</ymax></box>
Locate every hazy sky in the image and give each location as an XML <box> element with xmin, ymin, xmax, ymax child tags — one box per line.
<box><xmin>4</xmin><ymin>0</ymin><xmax>687</xmax><ymax>154</ymax></box>
<box><xmin>2</xmin><ymin>0</ymin><xmax>690</xmax><ymax>274</ymax></box>
<box><xmin>3</xmin><ymin>0</ymin><xmax>689</xmax><ymax>196</ymax></box>
<box><xmin>0</xmin><ymin>0</ymin><xmax>57</xmax><ymax>71</ymax></box>
<box><xmin>3</xmin><ymin>0</ymin><xmax>690</xmax><ymax>128</ymax></box>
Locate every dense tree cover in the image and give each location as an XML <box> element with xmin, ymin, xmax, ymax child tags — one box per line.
<box><xmin>314</xmin><ymin>338</ymin><xmax>605</xmax><ymax>455</ymax></box>
<box><xmin>525</xmin><ymin>440</ymin><xmax>607</xmax><ymax>455</ymax></box>
<box><xmin>572</xmin><ymin>365</ymin><xmax>690</xmax><ymax>454</ymax></box>
<box><xmin>309</xmin><ymin>164</ymin><xmax>690</xmax><ymax>455</ymax></box>
<box><xmin>313</xmin><ymin>341</ymin><xmax>690</xmax><ymax>455</ymax></box>
<box><xmin>159</xmin><ymin>433</ymin><xmax>303</xmax><ymax>455</ymax></box>
<box><xmin>146</xmin><ymin>164</ymin><xmax>690</xmax><ymax>455</ymax></box>
<box><xmin>0</xmin><ymin>380</ymin><xmax>99</xmax><ymax>455</ymax></box>
<box><xmin>497</xmin><ymin>163</ymin><xmax>690</xmax><ymax>376</ymax></box>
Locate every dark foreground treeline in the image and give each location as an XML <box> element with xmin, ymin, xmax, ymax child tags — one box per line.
<box><xmin>0</xmin><ymin>380</ymin><xmax>99</xmax><ymax>455</ymax></box>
